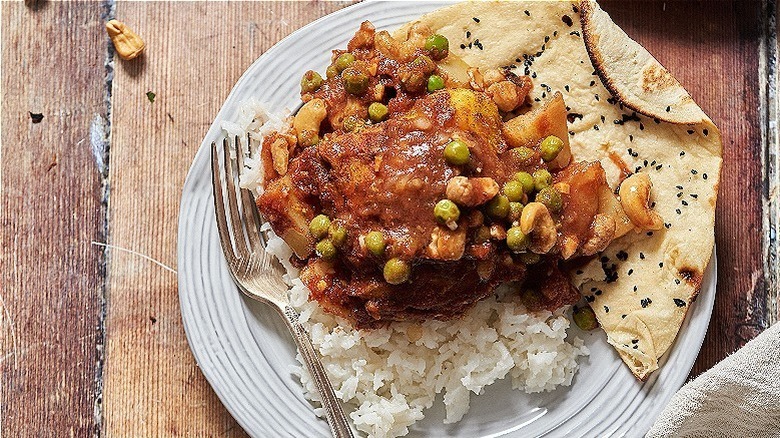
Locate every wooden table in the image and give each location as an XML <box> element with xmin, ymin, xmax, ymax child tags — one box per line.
<box><xmin>1</xmin><ymin>1</ymin><xmax>777</xmax><ymax>435</ymax></box>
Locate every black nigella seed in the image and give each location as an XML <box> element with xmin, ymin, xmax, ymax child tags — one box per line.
<box><xmin>677</xmin><ymin>192</ymin><xmax>683</xmax><ymax>198</ymax></box>
<box><xmin>640</xmin><ymin>252</ymin><xmax>645</xmax><ymax>259</ymax></box>
<box><xmin>594</xmin><ymin>125</ymin><xmax>599</xmax><ymax>130</ymax></box>
<box><xmin>545</xmin><ymin>36</ymin><xmax>550</xmax><ymax>43</ymax></box>
<box><xmin>591</xmin><ymin>287</ymin><xmax>597</xmax><ymax>292</ymax></box>
<box><xmin>524</xmin><ymin>10</ymin><xmax>530</xmax><ymax>16</ymax></box>
<box><xmin>633</xmin><ymin>345</ymin><xmax>638</xmax><ymax>349</ymax></box>
<box><xmin>616</xmin><ymin>250</ymin><xmax>628</xmax><ymax>261</ymax></box>
<box><xmin>600</xmin><ymin>256</ymin><xmax>609</xmax><ymax>263</ymax></box>
<box><xmin>629</xmin><ymin>135</ymin><xmax>634</xmax><ymax>142</ymax></box>
<box><xmin>586</xmin><ymin>295</ymin><xmax>595</xmax><ymax>303</ymax></box>
<box><xmin>632</xmin><ymin>339</ymin><xmax>639</xmax><ymax>344</ymax></box>
<box><xmin>466</xmin><ymin>31</ymin><xmax>471</xmax><ymax>38</ymax></box>
<box><xmin>691</xmin><ymin>194</ymin><xmax>698</xmax><ymax>199</ymax></box>
<box><xmin>460</xmin><ymin>44</ymin><xmax>466</xmax><ymax>49</ymax></box>
<box><xmin>565</xmin><ymin>85</ymin><xmax>570</xmax><ymax>92</ymax></box>
<box><xmin>680</xmin><ymin>151</ymin><xmax>686</xmax><ymax>157</ymax></box>
<box><xmin>703</xmin><ymin>129</ymin><xmax>709</xmax><ymax>136</ymax></box>
<box><xmin>640</xmin><ymin>123</ymin><xmax>645</xmax><ymax>130</ymax></box>
<box><xmin>676</xmin><ymin>185</ymin><xmax>683</xmax><ymax>190</ymax></box>
<box><xmin>600</xmin><ymin>115</ymin><xmax>605</xmax><ymax>122</ymax></box>
<box><xmin>687</xmin><ymin>129</ymin><xmax>695</xmax><ymax>134</ymax></box>
<box><xmin>654</xmin><ymin>118</ymin><xmax>660</xmax><ymax>124</ymax></box>
<box><xmin>703</xmin><ymin>173</ymin><xmax>708</xmax><ymax>180</ymax></box>
<box><xmin>647</xmin><ymin>231</ymin><xmax>654</xmax><ymax>236</ymax></box>
<box><xmin>665</xmin><ymin>223</ymin><xmax>671</xmax><ymax>229</ymax></box>
<box><xmin>595</xmin><ymin>94</ymin><xmax>600</xmax><ymax>101</ymax></box>
<box><xmin>691</xmin><ymin>169</ymin><xmax>698</xmax><ymax>175</ymax></box>
<box><xmin>595</xmin><ymin>290</ymin><xmax>602</xmax><ymax>296</ymax></box>
<box><xmin>627</xmin><ymin>269</ymin><xmax>634</xmax><ymax>276</ymax></box>
<box><xmin>473</xmin><ymin>17</ymin><xmax>481</xmax><ymax>22</ymax></box>
<box><xmin>30</xmin><ymin>112</ymin><xmax>44</xmax><ymax>123</ymax></box>
<box><xmin>561</xmin><ymin>14</ymin><xmax>573</xmax><ymax>26</ymax></box>
<box><xmin>655</xmin><ymin>164</ymin><xmax>663</xmax><ymax>170</ymax></box>
<box><xmin>640</xmin><ymin>298</ymin><xmax>652</xmax><ymax>308</ymax></box>
<box><xmin>633</xmin><ymin>285</ymin><xmax>638</xmax><ymax>292</ymax></box>
<box><xmin>604</xmin><ymin>306</ymin><xmax>609</xmax><ymax>313</ymax></box>
<box><xmin>622</xmin><ymin>314</ymin><xmax>627</xmax><ymax>319</ymax></box>
<box><xmin>589</xmin><ymin>80</ymin><xmax>595</xmax><ymax>86</ymax></box>
<box><xmin>682</xmin><ymin>200</ymin><xmax>689</xmax><ymax>206</ymax></box>
<box><xmin>576</xmin><ymin>269</ymin><xmax>583</xmax><ymax>275</ymax></box>
<box><xmin>676</xmin><ymin>209</ymin><xmax>682</xmax><ymax>214</ymax></box>
<box><xmin>659</xmin><ymin>262</ymin><xmax>664</xmax><ymax>268</ymax></box>
<box><xmin>675</xmin><ymin>279</ymin><xmax>681</xmax><ymax>285</ymax></box>
<box><xmin>673</xmin><ymin>298</ymin><xmax>686</xmax><ymax>307</ymax></box>
<box><xmin>666</xmin><ymin>106</ymin><xmax>670</xmax><ymax>112</ymax></box>
<box><xmin>644</xmin><ymin>160</ymin><xmax>648</xmax><ymax>167</ymax></box>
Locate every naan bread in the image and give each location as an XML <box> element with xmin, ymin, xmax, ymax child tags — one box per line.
<box><xmin>401</xmin><ymin>0</ymin><xmax>722</xmax><ymax>380</ymax></box>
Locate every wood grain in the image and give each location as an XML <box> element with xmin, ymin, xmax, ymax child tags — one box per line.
<box><xmin>600</xmin><ymin>1</ymin><xmax>768</xmax><ymax>377</ymax></box>
<box><xmin>0</xmin><ymin>1</ymin><xmax>107</xmax><ymax>436</ymax></box>
<box><xmin>103</xmin><ymin>2</ymin><xmax>349</xmax><ymax>436</ymax></box>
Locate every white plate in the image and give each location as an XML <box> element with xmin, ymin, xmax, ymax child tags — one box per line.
<box><xmin>177</xmin><ymin>2</ymin><xmax>717</xmax><ymax>436</ymax></box>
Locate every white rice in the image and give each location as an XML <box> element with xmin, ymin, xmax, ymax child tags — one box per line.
<box><xmin>228</xmin><ymin>102</ymin><xmax>588</xmax><ymax>438</ymax></box>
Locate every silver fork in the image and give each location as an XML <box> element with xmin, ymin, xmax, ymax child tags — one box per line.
<box><xmin>211</xmin><ymin>137</ymin><xmax>354</xmax><ymax>438</ymax></box>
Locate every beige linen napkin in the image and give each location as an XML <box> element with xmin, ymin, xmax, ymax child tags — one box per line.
<box><xmin>647</xmin><ymin>322</ymin><xmax>780</xmax><ymax>437</ymax></box>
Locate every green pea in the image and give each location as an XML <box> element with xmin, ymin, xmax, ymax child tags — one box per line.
<box><xmin>519</xmin><ymin>252</ymin><xmax>541</xmax><ymax>265</ymax></box>
<box><xmin>315</xmin><ymin>239</ymin><xmax>337</xmax><ymax>261</ymax></box>
<box><xmin>508</xmin><ymin>202</ymin><xmax>524</xmax><ymax>222</ymax></box>
<box><xmin>342</xmin><ymin>115</ymin><xmax>365</xmax><ymax>132</ymax></box>
<box><xmin>342</xmin><ymin>68</ymin><xmax>369</xmax><ymax>95</ymax></box>
<box><xmin>365</xmin><ymin>231</ymin><xmax>386</xmax><ymax>257</ymax></box>
<box><xmin>335</xmin><ymin>53</ymin><xmax>356</xmax><ymax>72</ymax></box>
<box><xmin>309</xmin><ymin>214</ymin><xmax>331</xmax><ymax>239</ymax></box>
<box><xmin>486</xmin><ymin>195</ymin><xmax>510</xmax><ymax>219</ymax></box>
<box><xmin>383</xmin><ymin>258</ymin><xmax>411</xmax><ymax>284</ymax></box>
<box><xmin>300</xmin><ymin>70</ymin><xmax>323</xmax><ymax>94</ymax></box>
<box><xmin>434</xmin><ymin>199</ymin><xmax>460</xmax><ymax>225</ymax></box>
<box><xmin>506</xmin><ymin>227</ymin><xmax>528</xmax><ymax>252</ymax></box>
<box><xmin>444</xmin><ymin>139</ymin><xmax>470</xmax><ymax>165</ymax></box>
<box><xmin>368</xmin><ymin>102</ymin><xmax>389</xmax><ymax>122</ymax></box>
<box><xmin>536</xmin><ymin>186</ymin><xmax>563</xmax><ymax>213</ymax></box>
<box><xmin>573</xmin><ymin>306</ymin><xmax>599</xmax><ymax>331</ymax></box>
<box><xmin>513</xmin><ymin>171</ymin><xmax>535</xmax><ymax>194</ymax></box>
<box><xmin>540</xmin><ymin>135</ymin><xmax>564</xmax><ymax>162</ymax></box>
<box><xmin>424</xmin><ymin>34</ymin><xmax>449</xmax><ymax>60</ymax></box>
<box><xmin>503</xmin><ymin>180</ymin><xmax>525</xmax><ymax>202</ymax></box>
<box><xmin>510</xmin><ymin>147</ymin><xmax>536</xmax><ymax>164</ymax></box>
<box><xmin>326</xmin><ymin>65</ymin><xmax>339</xmax><ymax>79</ymax></box>
<box><xmin>328</xmin><ymin>222</ymin><xmax>347</xmax><ymax>247</ymax></box>
<box><xmin>427</xmin><ymin>74</ymin><xmax>445</xmax><ymax>92</ymax></box>
<box><xmin>533</xmin><ymin>169</ymin><xmax>552</xmax><ymax>191</ymax></box>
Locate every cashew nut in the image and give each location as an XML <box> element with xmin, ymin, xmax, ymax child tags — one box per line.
<box><xmin>426</xmin><ymin>226</ymin><xmax>466</xmax><ymax>261</ymax></box>
<box><xmin>619</xmin><ymin>173</ymin><xmax>663</xmax><ymax>230</ymax></box>
<box><xmin>446</xmin><ymin>176</ymin><xmax>499</xmax><ymax>207</ymax></box>
<box><xmin>293</xmin><ymin>98</ymin><xmax>327</xmax><ymax>147</ymax></box>
<box><xmin>520</xmin><ymin>202</ymin><xmax>557</xmax><ymax>254</ymax></box>
<box><xmin>487</xmin><ymin>81</ymin><xmax>523</xmax><ymax>112</ymax></box>
<box><xmin>106</xmin><ymin>20</ymin><xmax>145</xmax><ymax>60</ymax></box>
<box><xmin>269</xmin><ymin>137</ymin><xmax>290</xmax><ymax>176</ymax></box>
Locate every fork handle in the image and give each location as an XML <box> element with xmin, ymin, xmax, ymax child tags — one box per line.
<box><xmin>282</xmin><ymin>306</ymin><xmax>355</xmax><ymax>438</ymax></box>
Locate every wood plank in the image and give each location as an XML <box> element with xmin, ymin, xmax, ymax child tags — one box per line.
<box><xmin>0</xmin><ymin>1</ymin><xmax>107</xmax><ymax>435</ymax></box>
<box><xmin>103</xmin><ymin>2</ymin><xmax>350</xmax><ymax>436</ymax></box>
<box><xmin>600</xmin><ymin>1</ymin><xmax>768</xmax><ymax>377</ymax></box>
